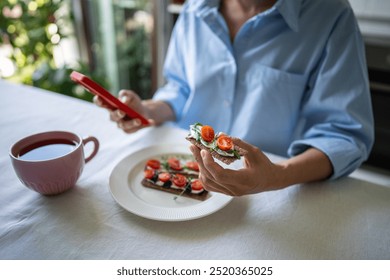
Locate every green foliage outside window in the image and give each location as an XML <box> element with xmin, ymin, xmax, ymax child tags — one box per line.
<box><xmin>0</xmin><ymin>0</ymin><xmax>108</xmax><ymax>102</ymax></box>
<box><xmin>118</xmin><ymin>10</ymin><xmax>152</xmax><ymax>98</ymax></box>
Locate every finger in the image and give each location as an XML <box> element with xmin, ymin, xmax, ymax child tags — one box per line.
<box><xmin>147</xmin><ymin>119</ymin><xmax>156</xmax><ymax>126</ymax></box>
<box><xmin>189</xmin><ymin>146</ymin><xmax>216</xmax><ymax>180</ymax></box>
<box><xmin>198</xmin><ymin>171</ymin><xmax>235</xmax><ymax>196</ymax></box>
<box><xmin>118</xmin><ymin>118</ymin><xmax>142</xmax><ymax>133</ymax></box>
<box><xmin>93</xmin><ymin>96</ymin><xmax>102</xmax><ymax>106</ymax></box>
<box><xmin>119</xmin><ymin>90</ymin><xmax>139</xmax><ymax>106</ymax></box>
<box><xmin>118</xmin><ymin>89</ymin><xmax>132</xmax><ymax>98</ymax></box>
<box><xmin>202</xmin><ymin>182</ymin><xmax>236</xmax><ymax>196</ymax></box>
<box><xmin>191</xmin><ymin>147</ymin><xmax>240</xmax><ymax>196</ymax></box>
<box><xmin>232</xmin><ymin>137</ymin><xmax>256</xmax><ymax>152</ymax></box>
<box><xmin>109</xmin><ymin>109</ymin><xmax>126</xmax><ymax>122</ymax></box>
<box><xmin>232</xmin><ymin>137</ymin><xmax>266</xmax><ymax>163</ymax></box>
<box><xmin>200</xmin><ymin>149</ymin><xmax>235</xmax><ymax>184</ymax></box>
<box><xmin>189</xmin><ymin>145</ymin><xmax>201</xmax><ymax>162</ymax></box>
<box><xmin>93</xmin><ymin>96</ymin><xmax>112</xmax><ymax>110</ymax></box>
<box><xmin>190</xmin><ymin>146</ymin><xmax>240</xmax><ymax>192</ymax></box>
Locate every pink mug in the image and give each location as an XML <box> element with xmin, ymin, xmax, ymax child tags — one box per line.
<box><xmin>9</xmin><ymin>131</ymin><xmax>99</xmax><ymax>195</ymax></box>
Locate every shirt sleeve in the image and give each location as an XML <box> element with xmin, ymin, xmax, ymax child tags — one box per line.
<box><xmin>152</xmin><ymin>8</ymin><xmax>190</xmax><ymax>121</ymax></box>
<box><xmin>288</xmin><ymin>8</ymin><xmax>374</xmax><ymax>179</ymax></box>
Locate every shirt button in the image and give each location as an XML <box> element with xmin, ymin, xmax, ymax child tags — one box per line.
<box><xmin>223</xmin><ymin>99</ymin><xmax>231</xmax><ymax>107</ymax></box>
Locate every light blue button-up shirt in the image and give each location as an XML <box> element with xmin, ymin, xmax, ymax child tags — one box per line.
<box><xmin>153</xmin><ymin>0</ymin><xmax>374</xmax><ymax>179</ymax></box>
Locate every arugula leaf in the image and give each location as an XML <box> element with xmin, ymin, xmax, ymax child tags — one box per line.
<box><xmin>232</xmin><ymin>149</ymin><xmax>241</xmax><ymax>159</ymax></box>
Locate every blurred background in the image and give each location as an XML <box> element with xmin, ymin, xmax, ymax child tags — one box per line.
<box><xmin>0</xmin><ymin>0</ymin><xmax>389</xmax><ymax>169</ymax></box>
<box><xmin>0</xmin><ymin>0</ymin><xmax>184</xmax><ymax>101</ymax></box>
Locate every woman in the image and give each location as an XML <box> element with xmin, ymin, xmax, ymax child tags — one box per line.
<box><xmin>95</xmin><ymin>0</ymin><xmax>374</xmax><ymax>196</ymax></box>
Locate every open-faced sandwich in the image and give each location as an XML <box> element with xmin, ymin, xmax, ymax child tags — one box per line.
<box><xmin>141</xmin><ymin>154</ymin><xmax>209</xmax><ymax>201</ymax></box>
<box><xmin>186</xmin><ymin>123</ymin><xmax>247</xmax><ymax>165</ymax></box>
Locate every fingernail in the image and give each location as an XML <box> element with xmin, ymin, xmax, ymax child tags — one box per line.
<box><xmin>120</xmin><ymin>96</ymin><xmax>128</xmax><ymax>103</ymax></box>
<box><xmin>201</xmin><ymin>150</ymin><xmax>207</xmax><ymax>158</ymax></box>
<box><xmin>117</xmin><ymin>110</ymin><xmax>125</xmax><ymax>118</ymax></box>
<box><xmin>134</xmin><ymin>119</ymin><xmax>141</xmax><ymax>126</ymax></box>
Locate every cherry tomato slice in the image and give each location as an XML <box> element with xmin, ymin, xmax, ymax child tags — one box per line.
<box><xmin>158</xmin><ymin>172</ymin><xmax>171</xmax><ymax>182</ymax></box>
<box><xmin>167</xmin><ymin>157</ymin><xmax>182</xmax><ymax>171</ymax></box>
<box><xmin>186</xmin><ymin>161</ymin><xmax>199</xmax><ymax>171</ymax></box>
<box><xmin>146</xmin><ymin>159</ymin><xmax>160</xmax><ymax>170</ymax></box>
<box><xmin>191</xmin><ymin>179</ymin><xmax>204</xmax><ymax>191</ymax></box>
<box><xmin>172</xmin><ymin>174</ymin><xmax>187</xmax><ymax>187</ymax></box>
<box><xmin>216</xmin><ymin>135</ymin><xmax>233</xmax><ymax>151</ymax></box>
<box><xmin>201</xmin><ymin>125</ymin><xmax>215</xmax><ymax>142</ymax></box>
<box><xmin>144</xmin><ymin>169</ymin><xmax>155</xmax><ymax>180</ymax></box>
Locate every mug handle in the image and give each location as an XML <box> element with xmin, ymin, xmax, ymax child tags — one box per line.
<box><xmin>82</xmin><ymin>136</ymin><xmax>99</xmax><ymax>163</ymax></box>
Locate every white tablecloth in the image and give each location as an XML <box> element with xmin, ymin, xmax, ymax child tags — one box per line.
<box><xmin>1</xmin><ymin>79</ymin><xmax>390</xmax><ymax>260</ymax></box>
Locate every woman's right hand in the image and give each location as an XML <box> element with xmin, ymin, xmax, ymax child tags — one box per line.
<box><xmin>93</xmin><ymin>89</ymin><xmax>155</xmax><ymax>133</ymax></box>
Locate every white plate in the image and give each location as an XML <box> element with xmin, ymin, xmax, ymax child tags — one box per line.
<box><xmin>109</xmin><ymin>144</ymin><xmax>234</xmax><ymax>221</ymax></box>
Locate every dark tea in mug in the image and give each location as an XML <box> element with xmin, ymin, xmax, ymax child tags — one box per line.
<box><xmin>10</xmin><ymin>131</ymin><xmax>99</xmax><ymax>195</ymax></box>
<box><xmin>18</xmin><ymin>139</ymin><xmax>77</xmax><ymax>161</ymax></box>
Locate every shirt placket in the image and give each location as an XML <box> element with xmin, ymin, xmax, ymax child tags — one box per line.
<box><xmin>201</xmin><ymin>11</ymin><xmax>237</xmax><ymax>133</ymax></box>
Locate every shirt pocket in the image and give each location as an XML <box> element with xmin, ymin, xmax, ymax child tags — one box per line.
<box><xmin>248</xmin><ymin>64</ymin><xmax>307</xmax><ymax>95</ymax></box>
<box><xmin>235</xmin><ymin>65</ymin><xmax>308</xmax><ymax>150</ymax></box>
<box><xmin>242</xmin><ymin>65</ymin><xmax>308</xmax><ymax>121</ymax></box>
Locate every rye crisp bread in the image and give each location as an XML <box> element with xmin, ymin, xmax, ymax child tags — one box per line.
<box><xmin>186</xmin><ymin>136</ymin><xmax>247</xmax><ymax>165</ymax></box>
<box><xmin>141</xmin><ymin>178</ymin><xmax>209</xmax><ymax>201</ymax></box>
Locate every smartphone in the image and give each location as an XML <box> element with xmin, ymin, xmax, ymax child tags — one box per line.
<box><xmin>70</xmin><ymin>71</ymin><xmax>149</xmax><ymax>125</ymax></box>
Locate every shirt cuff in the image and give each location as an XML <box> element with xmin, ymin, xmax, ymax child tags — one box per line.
<box><xmin>287</xmin><ymin>137</ymin><xmax>368</xmax><ymax>180</ymax></box>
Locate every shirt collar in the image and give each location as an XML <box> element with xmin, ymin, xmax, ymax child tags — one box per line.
<box><xmin>186</xmin><ymin>0</ymin><xmax>219</xmax><ymax>17</ymax></box>
<box><xmin>186</xmin><ymin>0</ymin><xmax>302</xmax><ymax>32</ymax></box>
<box><xmin>274</xmin><ymin>0</ymin><xmax>302</xmax><ymax>32</ymax></box>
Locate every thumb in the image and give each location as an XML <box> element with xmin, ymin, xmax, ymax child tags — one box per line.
<box><xmin>119</xmin><ymin>90</ymin><xmax>141</xmax><ymax>106</ymax></box>
<box><xmin>232</xmin><ymin>137</ymin><xmax>263</xmax><ymax>162</ymax></box>
<box><xmin>232</xmin><ymin>137</ymin><xmax>255</xmax><ymax>152</ymax></box>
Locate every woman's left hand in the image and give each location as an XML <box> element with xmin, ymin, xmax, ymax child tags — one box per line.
<box><xmin>189</xmin><ymin>138</ymin><xmax>282</xmax><ymax>196</ymax></box>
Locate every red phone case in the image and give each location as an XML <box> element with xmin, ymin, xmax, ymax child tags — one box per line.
<box><xmin>70</xmin><ymin>71</ymin><xmax>149</xmax><ymax>125</ymax></box>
